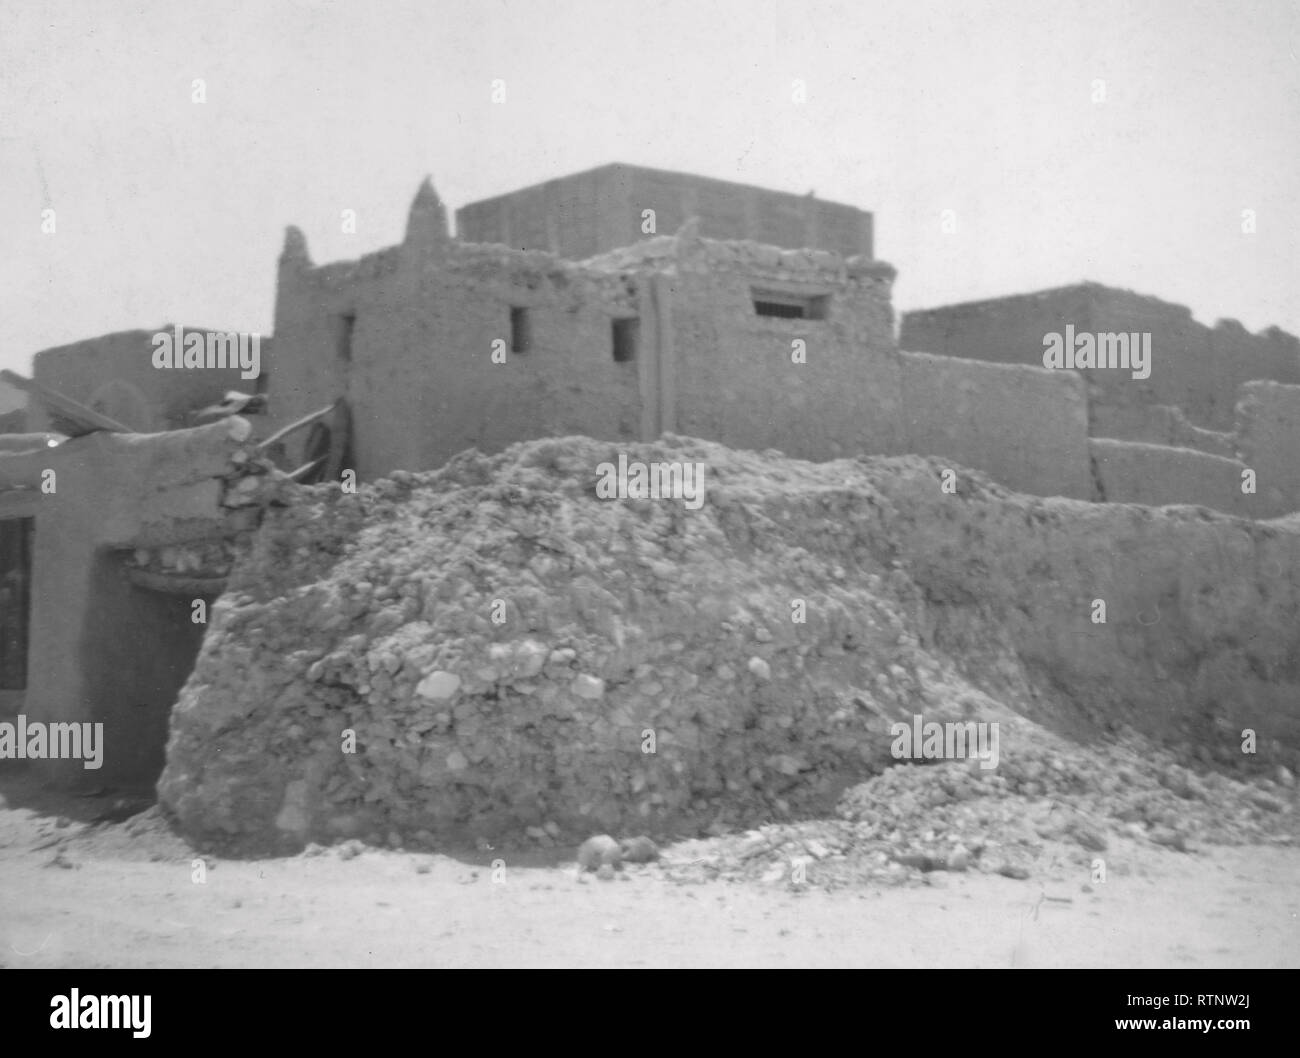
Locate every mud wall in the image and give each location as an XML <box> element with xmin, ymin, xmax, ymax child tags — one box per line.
<box><xmin>1089</xmin><ymin>439</ymin><xmax>1249</xmax><ymax>515</ymax></box>
<box><xmin>30</xmin><ymin>328</ymin><xmax>269</xmax><ymax>433</ymax></box>
<box><xmin>900</xmin><ymin>283</ymin><xmax>1300</xmax><ymax>433</ymax></box>
<box><xmin>1090</xmin><ymin>402</ymin><xmax>1236</xmax><ymax>458</ymax></box>
<box><xmin>898</xmin><ymin>350</ymin><xmax>1092</xmax><ymax>500</ymax></box>
<box><xmin>272</xmin><ymin>196</ymin><xmax>901</xmax><ymax>478</ymax></box>
<box><xmin>1236</xmin><ymin>381</ymin><xmax>1300</xmax><ymax>519</ymax></box>
<box><xmin>271</xmin><ymin>190</ymin><xmax>1299</xmax><ymax>517</ymax></box>
<box><xmin>456</xmin><ymin>162</ymin><xmax>874</xmax><ymax>261</ymax></box>
<box><xmin>271</xmin><ymin>219</ymin><xmax>647</xmax><ymax>482</ymax></box>
<box><xmin>0</xmin><ymin>419</ymin><xmax>254</xmax><ymax>786</ymax></box>
<box><xmin>668</xmin><ymin>238</ymin><xmax>904</xmax><ymax>461</ymax></box>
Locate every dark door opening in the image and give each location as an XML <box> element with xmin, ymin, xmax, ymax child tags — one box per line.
<box><xmin>0</xmin><ymin>516</ymin><xmax>33</xmax><ymax>697</ymax></box>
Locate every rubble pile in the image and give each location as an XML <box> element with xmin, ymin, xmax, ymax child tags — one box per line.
<box><xmin>652</xmin><ymin>730</ymin><xmax>1297</xmax><ymax>889</ymax></box>
<box><xmin>157</xmin><ymin>435</ymin><xmax>1300</xmax><ymax>855</ymax></box>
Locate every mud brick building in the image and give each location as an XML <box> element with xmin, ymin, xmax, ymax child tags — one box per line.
<box><xmin>269</xmin><ymin>178</ymin><xmax>899</xmax><ymax>482</ymax></box>
<box><xmin>6</xmin><ymin>167</ymin><xmax>1300</xmax><ymax>790</ymax></box>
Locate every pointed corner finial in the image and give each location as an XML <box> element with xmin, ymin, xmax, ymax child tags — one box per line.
<box><xmin>281</xmin><ymin>225</ymin><xmax>312</xmax><ymax>268</ymax></box>
<box><xmin>405</xmin><ymin>175</ymin><xmax>449</xmax><ymax>248</ymax></box>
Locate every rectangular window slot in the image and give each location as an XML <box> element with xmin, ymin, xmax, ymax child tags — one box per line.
<box><xmin>752</xmin><ymin>289</ymin><xmax>829</xmax><ymax>320</ymax></box>
<box><xmin>334</xmin><ymin>312</ymin><xmax>356</xmax><ymax>363</ymax></box>
<box><xmin>612</xmin><ymin>317</ymin><xmax>639</xmax><ymax>363</ymax></box>
<box><xmin>511</xmin><ymin>307</ymin><xmax>532</xmax><ymax>354</ymax></box>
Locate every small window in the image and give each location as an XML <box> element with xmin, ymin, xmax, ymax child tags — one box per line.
<box><xmin>511</xmin><ymin>307</ymin><xmax>532</xmax><ymax>354</ymax></box>
<box><xmin>752</xmin><ymin>289</ymin><xmax>829</xmax><ymax>320</ymax></box>
<box><xmin>612</xmin><ymin>317</ymin><xmax>639</xmax><ymax>363</ymax></box>
<box><xmin>333</xmin><ymin>312</ymin><xmax>357</xmax><ymax>363</ymax></box>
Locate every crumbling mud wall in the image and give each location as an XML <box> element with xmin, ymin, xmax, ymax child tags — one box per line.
<box><xmin>898</xmin><ymin>350</ymin><xmax>1092</xmax><ymax>500</ymax></box>
<box><xmin>1236</xmin><ymin>381</ymin><xmax>1300</xmax><ymax>519</ymax></box>
<box><xmin>158</xmin><ymin>435</ymin><xmax>1300</xmax><ymax>853</ymax></box>
<box><xmin>1089</xmin><ymin>438</ymin><xmax>1248</xmax><ymax>515</ymax></box>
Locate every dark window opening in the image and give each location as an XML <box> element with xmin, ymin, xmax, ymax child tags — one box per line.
<box><xmin>334</xmin><ymin>312</ymin><xmax>357</xmax><ymax>363</ymax></box>
<box><xmin>612</xmin><ymin>317</ymin><xmax>639</xmax><ymax>363</ymax></box>
<box><xmin>0</xmin><ymin>517</ymin><xmax>34</xmax><ymax>691</ymax></box>
<box><xmin>511</xmin><ymin>307</ymin><xmax>532</xmax><ymax>354</ymax></box>
<box><xmin>752</xmin><ymin>290</ymin><xmax>829</xmax><ymax>321</ymax></box>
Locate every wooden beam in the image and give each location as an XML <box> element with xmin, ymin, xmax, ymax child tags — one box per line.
<box><xmin>286</xmin><ymin>456</ymin><xmax>327</xmax><ymax>482</ymax></box>
<box><xmin>256</xmin><ymin>402</ymin><xmax>337</xmax><ymax>452</ymax></box>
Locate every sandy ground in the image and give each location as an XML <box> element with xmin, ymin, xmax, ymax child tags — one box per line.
<box><xmin>1</xmin><ymin>769</ymin><xmax>1297</xmax><ymax>968</ymax></box>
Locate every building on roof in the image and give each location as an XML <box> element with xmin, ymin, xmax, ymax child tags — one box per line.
<box><xmin>455</xmin><ymin>162</ymin><xmax>874</xmax><ymax>261</ymax></box>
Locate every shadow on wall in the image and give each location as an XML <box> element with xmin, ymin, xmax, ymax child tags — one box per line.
<box><xmin>78</xmin><ymin>551</ymin><xmax>215</xmax><ymax>788</ymax></box>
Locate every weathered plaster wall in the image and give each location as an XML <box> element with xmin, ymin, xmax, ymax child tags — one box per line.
<box><xmin>81</xmin><ymin>553</ymin><xmax>214</xmax><ymax>783</ymax></box>
<box><xmin>1</xmin><ymin>418</ymin><xmax>253</xmax><ymax>786</ymax></box>
<box><xmin>900</xmin><ymin>286</ymin><xmax>1094</xmax><ymax>369</ymax></box>
<box><xmin>0</xmin><ymin>409</ymin><xmax>25</xmax><ymax>435</ymax></box>
<box><xmin>275</xmin><ymin>184</ymin><xmax>1299</xmax><ymax>520</ymax></box>
<box><xmin>1236</xmin><ymin>381</ymin><xmax>1300</xmax><ymax>518</ymax></box>
<box><xmin>29</xmin><ymin>328</ymin><xmax>271</xmax><ymax>433</ymax></box>
<box><xmin>271</xmin><ymin>183</ymin><xmax>649</xmax><ymax>481</ymax></box>
<box><xmin>665</xmin><ymin>238</ymin><xmax>904</xmax><ymax>461</ymax></box>
<box><xmin>456</xmin><ymin>163</ymin><xmax>874</xmax><ymax>261</ymax></box>
<box><xmin>1089</xmin><ymin>439</ymin><xmax>1249</xmax><ymax>515</ymax></box>
<box><xmin>900</xmin><ymin>284</ymin><xmax>1300</xmax><ymax>433</ymax></box>
<box><xmin>0</xmin><ymin>378</ymin><xmax>24</xmax><ymax>417</ymax></box>
<box><xmin>274</xmin><ymin>189</ymin><xmax>896</xmax><ymax>478</ymax></box>
<box><xmin>1090</xmin><ymin>402</ymin><xmax>1237</xmax><ymax>458</ymax></box>
<box><xmin>898</xmin><ymin>350</ymin><xmax>1092</xmax><ymax>500</ymax></box>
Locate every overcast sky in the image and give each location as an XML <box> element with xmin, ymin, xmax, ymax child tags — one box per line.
<box><xmin>2</xmin><ymin>0</ymin><xmax>1296</xmax><ymax>375</ymax></box>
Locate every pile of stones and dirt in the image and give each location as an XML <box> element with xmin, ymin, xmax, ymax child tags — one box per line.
<box><xmin>646</xmin><ymin>729</ymin><xmax>1297</xmax><ymax>890</ymax></box>
<box><xmin>157</xmin><ymin>435</ymin><xmax>1300</xmax><ymax>857</ymax></box>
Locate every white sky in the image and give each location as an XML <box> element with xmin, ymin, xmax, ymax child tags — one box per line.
<box><xmin>2</xmin><ymin>0</ymin><xmax>1296</xmax><ymax>375</ymax></box>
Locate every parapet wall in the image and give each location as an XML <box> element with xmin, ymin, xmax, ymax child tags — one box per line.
<box><xmin>898</xmin><ymin>350</ymin><xmax>1092</xmax><ymax>500</ymax></box>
